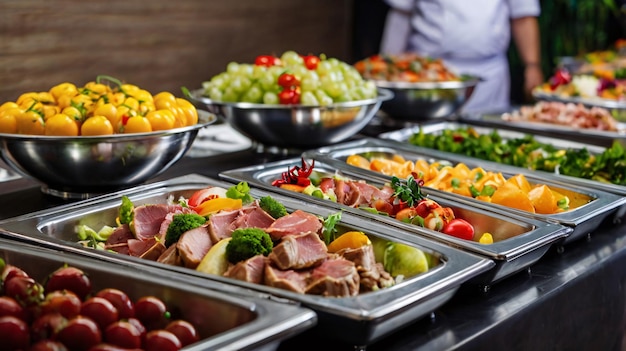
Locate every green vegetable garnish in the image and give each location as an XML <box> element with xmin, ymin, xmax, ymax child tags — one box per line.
<box><xmin>259</xmin><ymin>196</ymin><xmax>288</xmax><ymax>218</ymax></box>
<box><xmin>226</xmin><ymin>181</ymin><xmax>255</xmax><ymax>204</ymax></box>
<box><xmin>322</xmin><ymin>212</ymin><xmax>342</xmax><ymax>245</ymax></box>
<box><xmin>118</xmin><ymin>196</ymin><xmax>134</xmax><ymax>225</ymax></box>
<box><xmin>391</xmin><ymin>175</ymin><xmax>425</xmax><ymax>207</ymax></box>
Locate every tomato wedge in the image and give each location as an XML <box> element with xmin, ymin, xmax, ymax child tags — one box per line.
<box><xmin>188</xmin><ymin>187</ymin><xmax>228</xmax><ymax>208</ymax></box>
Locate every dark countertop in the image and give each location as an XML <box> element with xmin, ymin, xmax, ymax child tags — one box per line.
<box><xmin>0</xmin><ymin>144</ymin><xmax>624</xmax><ymax>351</ymax></box>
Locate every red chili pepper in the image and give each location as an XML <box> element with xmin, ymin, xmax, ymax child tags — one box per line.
<box><xmin>271</xmin><ymin>158</ymin><xmax>315</xmax><ymax>187</ymax></box>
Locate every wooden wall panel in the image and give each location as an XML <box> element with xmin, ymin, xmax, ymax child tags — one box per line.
<box><xmin>0</xmin><ymin>0</ymin><xmax>354</xmax><ymax>102</ymax></box>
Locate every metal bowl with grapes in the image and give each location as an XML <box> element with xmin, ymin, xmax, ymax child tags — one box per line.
<box><xmin>192</xmin><ymin>51</ymin><xmax>393</xmax><ymax>149</ymax></box>
<box><xmin>0</xmin><ymin>111</ymin><xmax>217</xmax><ymax>199</ymax></box>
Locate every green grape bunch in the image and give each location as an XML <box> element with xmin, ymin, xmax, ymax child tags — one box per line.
<box><xmin>202</xmin><ymin>51</ymin><xmax>378</xmax><ymax>106</ymax></box>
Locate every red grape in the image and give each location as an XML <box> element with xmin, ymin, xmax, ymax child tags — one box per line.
<box><xmin>134</xmin><ymin>296</ymin><xmax>168</xmax><ymax>330</ymax></box>
<box><xmin>4</xmin><ymin>275</ymin><xmax>44</xmax><ymax>307</ymax></box>
<box><xmin>0</xmin><ymin>295</ymin><xmax>28</xmax><ymax>320</ymax></box>
<box><xmin>30</xmin><ymin>313</ymin><xmax>68</xmax><ymax>342</ymax></box>
<box><xmin>165</xmin><ymin>319</ymin><xmax>199</xmax><ymax>347</ymax></box>
<box><xmin>40</xmin><ymin>290</ymin><xmax>82</xmax><ymax>319</ymax></box>
<box><xmin>104</xmin><ymin>320</ymin><xmax>142</xmax><ymax>348</ymax></box>
<box><xmin>28</xmin><ymin>340</ymin><xmax>69</xmax><ymax>351</ymax></box>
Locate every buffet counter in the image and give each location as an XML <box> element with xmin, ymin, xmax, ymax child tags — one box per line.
<box><xmin>0</xmin><ymin>146</ymin><xmax>624</xmax><ymax>351</ymax></box>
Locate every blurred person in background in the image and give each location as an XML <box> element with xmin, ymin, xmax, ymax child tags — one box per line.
<box><xmin>380</xmin><ymin>0</ymin><xmax>544</xmax><ymax>114</ymax></box>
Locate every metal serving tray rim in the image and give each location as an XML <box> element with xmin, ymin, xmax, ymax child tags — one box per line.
<box><xmin>0</xmin><ymin>236</ymin><xmax>317</xmax><ymax>351</ymax></box>
<box><xmin>0</xmin><ymin>174</ymin><xmax>494</xmax><ymax>323</ymax></box>
<box><xmin>302</xmin><ymin>137</ymin><xmax>626</xmax><ymax>229</ymax></box>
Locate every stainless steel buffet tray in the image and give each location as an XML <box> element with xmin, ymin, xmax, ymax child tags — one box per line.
<box><xmin>0</xmin><ymin>236</ymin><xmax>316</xmax><ymax>351</ymax></box>
<box><xmin>303</xmin><ymin>137</ymin><xmax>626</xmax><ymax>245</ymax></box>
<box><xmin>221</xmin><ymin>158</ymin><xmax>571</xmax><ymax>285</ymax></box>
<box><xmin>0</xmin><ymin>174</ymin><xmax>493</xmax><ymax>346</ymax></box>
<box><xmin>460</xmin><ymin>108</ymin><xmax>626</xmax><ymax>148</ymax></box>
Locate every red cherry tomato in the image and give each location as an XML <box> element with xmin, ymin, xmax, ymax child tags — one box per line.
<box><xmin>30</xmin><ymin>312</ymin><xmax>68</xmax><ymax>342</ymax></box>
<box><xmin>104</xmin><ymin>320</ymin><xmax>142</xmax><ymax>349</ymax></box>
<box><xmin>29</xmin><ymin>339</ymin><xmax>69</xmax><ymax>351</ymax></box>
<box><xmin>303</xmin><ymin>55</ymin><xmax>320</xmax><ymax>70</ymax></box>
<box><xmin>0</xmin><ymin>296</ymin><xmax>27</xmax><ymax>320</ymax></box>
<box><xmin>0</xmin><ymin>315</ymin><xmax>31</xmax><ymax>350</ymax></box>
<box><xmin>45</xmin><ymin>266</ymin><xmax>92</xmax><ymax>300</ymax></box>
<box><xmin>144</xmin><ymin>330</ymin><xmax>182</xmax><ymax>351</ymax></box>
<box><xmin>4</xmin><ymin>275</ymin><xmax>44</xmax><ymax>307</ymax></box>
<box><xmin>40</xmin><ymin>290</ymin><xmax>82</xmax><ymax>319</ymax></box>
<box><xmin>442</xmin><ymin>218</ymin><xmax>475</xmax><ymax>240</ymax></box>
<box><xmin>165</xmin><ymin>320</ymin><xmax>199</xmax><ymax>347</ymax></box>
<box><xmin>81</xmin><ymin>297</ymin><xmax>120</xmax><ymax>330</ymax></box>
<box><xmin>95</xmin><ymin>288</ymin><xmax>135</xmax><ymax>319</ymax></box>
<box><xmin>277</xmin><ymin>73</ymin><xmax>299</xmax><ymax>89</ymax></box>
<box><xmin>134</xmin><ymin>296</ymin><xmax>168</xmax><ymax>331</ymax></box>
<box><xmin>254</xmin><ymin>55</ymin><xmax>280</xmax><ymax>67</ymax></box>
<box><xmin>278</xmin><ymin>88</ymin><xmax>297</xmax><ymax>105</ymax></box>
<box><xmin>56</xmin><ymin>316</ymin><xmax>102</xmax><ymax>351</ymax></box>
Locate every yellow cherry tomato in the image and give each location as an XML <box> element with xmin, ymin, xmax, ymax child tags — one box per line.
<box><xmin>146</xmin><ymin>109</ymin><xmax>176</xmax><ymax>131</ymax></box>
<box><xmin>16</xmin><ymin>111</ymin><xmax>45</xmax><ymax>135</ymax></box>
<box><xmin>41</xmin><ymin>105</ymin><xmax>60</xmax><ymax>120</ymax></box>
<box><xmin>138</xmin><ymin>100</ymin><xmax>155</xmax><ymax>115</ymax></box>
<box><xmin>176</xmin><ymin>98</ymin><xmax>198</xmax><ymax>126</ymax></box>
<box><xmin>16</xmin><ymin>92</ymin><xmax>39</xmax><ymax>107</ymax></box>
<box><xmin>83</xmin><ymin>81</ymin><xmax>110</xmax><ymax>99</ymax></box>
<box><xmin>133</xmin><ymin>89</ymin><xmax>153</xmax><ymax>103</ymax></box>
<box><xmin>0</xmin><ymin>102</ymin><xmax>19</xmax><ymax>113</ymax></box>
<box><xmin>153</xmin><ymin>92</ymin><xmax>177</xmax><ymax>110</ymax></box>
<box><xmin>0</xmin><ymin>114</ymin><xmax>18</xmax><ymax>134</ymax></box>
<box><xmin>121</xmin><ymin>84</ymin><xmax>140</xmax><ymax>96</ymax></box>
<box><xmin>44</xmin><ymin>113</ymin><xmax>79</xmax><ymax>136</ymax></box>
<box><xmin>107</xmin><ymin>92</ymin><xmax>126</xmax><ymax>106</ymax></box>
<box><xmin>61</xmin><ymin>106</ymin><xmax>85</xmax><ymax>123</ymax></box>
<box><xmin>123</xmin><ymin>115</ymin><xmax>152</xmax><ymax>134</ymax></box>
<box><xmin>49</xmin><ymin>82</ymin><xmax>78</xmax><ymax>102</ymax></box>
<box><xmin>122</xmin><ymin>97</ymin><xmax>140</xmax><ymax>111</ymax></box>
<box><xmin>93</xmin><ymin>103</ymin><xmax>119</xmax><ymax>127</ymax></box>
<box><xmin>81</xmin><ymin>115</ymin><xmax>114</xmax><ymax>136</ymax></box>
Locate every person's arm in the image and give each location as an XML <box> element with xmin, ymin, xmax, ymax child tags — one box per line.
<box><xmin>511</xmin><ymin>16</ymin><xmax>544</xmax><ymax>101</ymax></box>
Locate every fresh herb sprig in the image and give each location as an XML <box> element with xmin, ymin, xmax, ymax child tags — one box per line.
<box><xmin>391</xmin><ymin>175</ymin><xmax>425</xmax><ymax>207</ymax></box>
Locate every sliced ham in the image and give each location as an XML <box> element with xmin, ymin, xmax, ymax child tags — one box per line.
<box><xmin>207</xmin><ymin>209</ymin><xmax>241</xmax><ymax>243</ymax></box>
<box><xmin>132</xmin><ymin>204</ymin><xmax>171</xmax><ymax>241</ymax></box>
<box><xmin>104</xmin><ymin>242</ymin><xmax>129</xmax><ymax>255</ymax></box>
<box><xmin>268</xmin><ymin>231</ymin><xmax>327</xmax><ymax>270</ymax></box>
<box><xmin>266</xmin><ymin>210</ymin><xmax>322</xmax><ymax>241</ymax></box>
<box><xmin>105</xmin><ymin>224</ymin><xmax>134</xmax><ymax>245</ymax></box>
<box><xmin>305</xmin><ymin>257</ymin><xmax>360</xmax><ymax>297</ymax></box>
<box><xmin>264</xmin><ymin>265</ymin><xmax>311</xmax><ymax>294</ymax></box>
<box><xmin>229</xmin><ymin>206</ymin><xmax>275</xmax><ymax>230</ymax></box>
<box><xmin>127</xmin><ymin>238</ymin><xmax>166</xmax><ymax>261</ymax></box>
<box><xmin>157</xmin><ymin>244</ymin><xmax>182</xmax><ymax>266</ymax></box>
<box><xmin>177</xmin><ymin>225</ymin><xmax>213</xmax><ymax>269</ymax></box>
<box><xmin>224</xmin><ymin>255</ymin><xmax>268</xmax><ymax>284</ymax></box>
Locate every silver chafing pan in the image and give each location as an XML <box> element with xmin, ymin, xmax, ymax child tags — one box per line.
<box><xmin>0</xmin><ymin>236</ymin><xmax>316</xmax><ymax>351</ymax></box>
<box><xmin>0</xmin><ymin>174</ymin><xmax>493</xmax><ymax>346</ymax></box>
<box><xmin>303</xmin><ymin>137</ymin><xmax>626</xmax><ymax>245</ymax></box>
<box><xmin>221</xmin><ymin>158</ymin><xmax>571</xmax><ymax>285</ymax></box>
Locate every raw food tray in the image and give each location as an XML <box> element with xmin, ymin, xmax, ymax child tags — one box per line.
<box><xmin>460</xmin><ymin>108</ymin><xmax>626</xmax><ymax>148</ymax></box>
<box><xmin>221</xmin><ymin>158</ymin><xmax>571</xmax><ymax>284</ymax></box>
<box><xmin>0</xmin><ymin>237</ymin><xmax>316</xmax><ymax>351</ymax></box>
<box><xmin>0</xmin><ymin>174</ymin><xmax>493</xmax><ymax>346</ymax></box>
<box><xmin>303</xmin><ymin>137</ymin><xmax>626</xmax><ymax>245</ymax></box>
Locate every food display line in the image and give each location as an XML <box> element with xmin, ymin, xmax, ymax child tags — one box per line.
<box><xmin>0</xmin><ymin>143</ymin><xmax>623</xmax><ymax>351</ymax></box>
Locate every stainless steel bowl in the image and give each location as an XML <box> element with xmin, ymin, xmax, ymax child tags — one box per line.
<box><xmin>190</xmin><ymin>89</ymin><xmax>393</xmax><ymax>149</ymax></box>
<box><xmin>0</xmin><ymin>112</ymin><xmax>217</xmax><ymax>199</ymax></box>
<box><xmin>375</xmin><ymin>77</ymin><xmax>480</xmax><ymax>121</ymax></box>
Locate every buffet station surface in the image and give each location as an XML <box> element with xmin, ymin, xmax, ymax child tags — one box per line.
<box><xmin>0</xmin><ymin>135</ymin><xmax>624</xmax><ymax>351</ymax></box>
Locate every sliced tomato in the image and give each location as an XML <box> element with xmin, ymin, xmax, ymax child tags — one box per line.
<box><xmin>188</xmin><ymin>187</ymin><xmax>228</xmax><ymax>208</ymax></box>
<box><xmin>442</xmin><ymin>218</ymin><xmax>475</xmax><ymax>240</ymax></box>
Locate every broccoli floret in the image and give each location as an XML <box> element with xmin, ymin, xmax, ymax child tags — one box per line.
<box><xmin>225</xmin><ymin>228</ymin><xmax>273</xmax><ymax>264</ymax></box>
<box><xmin>259</xmin><ymin>196</ymin><xmax>288</xmax><ymax>218</ymax></box>
<box><xmin>118</xmin><ymin>196</ymin><xmax>134</xmax><ymax>225</ymax></box>
<box><xmin>165</xmin><ymin>213</ymin><xmax>207</xmax><ymax>247</ymax></box>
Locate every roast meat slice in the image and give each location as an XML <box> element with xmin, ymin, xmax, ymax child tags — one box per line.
<box><xmin>128</xmin><ymin>238</ymin><xmax>166</xmax><ymax>261</ymax></box>
<box><xmin>339</xmin><ymin>244</ymin><xmax>394</xmax><ymax>292</ymax></box>
<box><xmin>305</xmin><ymin>257</ymin><xmax>360</xmax><ymax>297</ymax></box>
<box><xmin>104</xmin><ymin>242</ymin><xmax>129</xmax><ymax>255</ymax></box>
<box><xmin>207</xmin><ymin>209</ymin><xmax>240</xmax><ymax>243</ymax></box>
<box><xmin>132</xmin><ymin>204</ymin><xmax>171</xmax><ymax>241</ymax></box>
<box><xmin>264</xmin><ymin>264</ymin><xmax>311</xmax><ymax>294</ymax></box>
<box><xmin>157</xmin><ymin>243</ymin><xmax>182</xmax><ymax>266</ymax></box>
<box><xmin>266</xmin><ymin>210</ymin><xmax>322</xmax><ymax>241</ymax></box>
<box><xmin>229</xmin><ymin>205</ymin><xmax>275</xmax><ymax>231</ymax></box>
<box><xmin>177</xmin><ymin>225</ymin><xmax>213</xmax><ymax>269</ymax></box>
<box><xmin>105</xmin><ymin>224</ymin><xmax>134</xmax><ymax>245</ymax></box>
<box><xmin>269</xmin><ymin>231</ymin><xmax>328</xmax><ymax>270</ymax></box>
<box><xmin>224</xmin><ymin>255</ymin><xmax>268</xmax><ymax>284</ymax></box>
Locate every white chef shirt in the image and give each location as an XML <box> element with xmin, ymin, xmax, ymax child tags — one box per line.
<box><xmin>381</xmin><ymin>0</ymin><xmax>541</xmax><ymax>114</ymax></box>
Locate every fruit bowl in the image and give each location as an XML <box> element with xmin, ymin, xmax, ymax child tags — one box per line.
<box><xmin>190</xmin><ymin>88</ymin><xmax>392</xmax><ymax>150</ymax></box>
<box><xmin>374</xmin><ymin>77</ymin><xmax>480</xmax><ymax>121</ymax></box>
<box><xmin>0</xmin><ymin>111</ymin><xmax>217</xmax><ymax>198</ymax></box>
